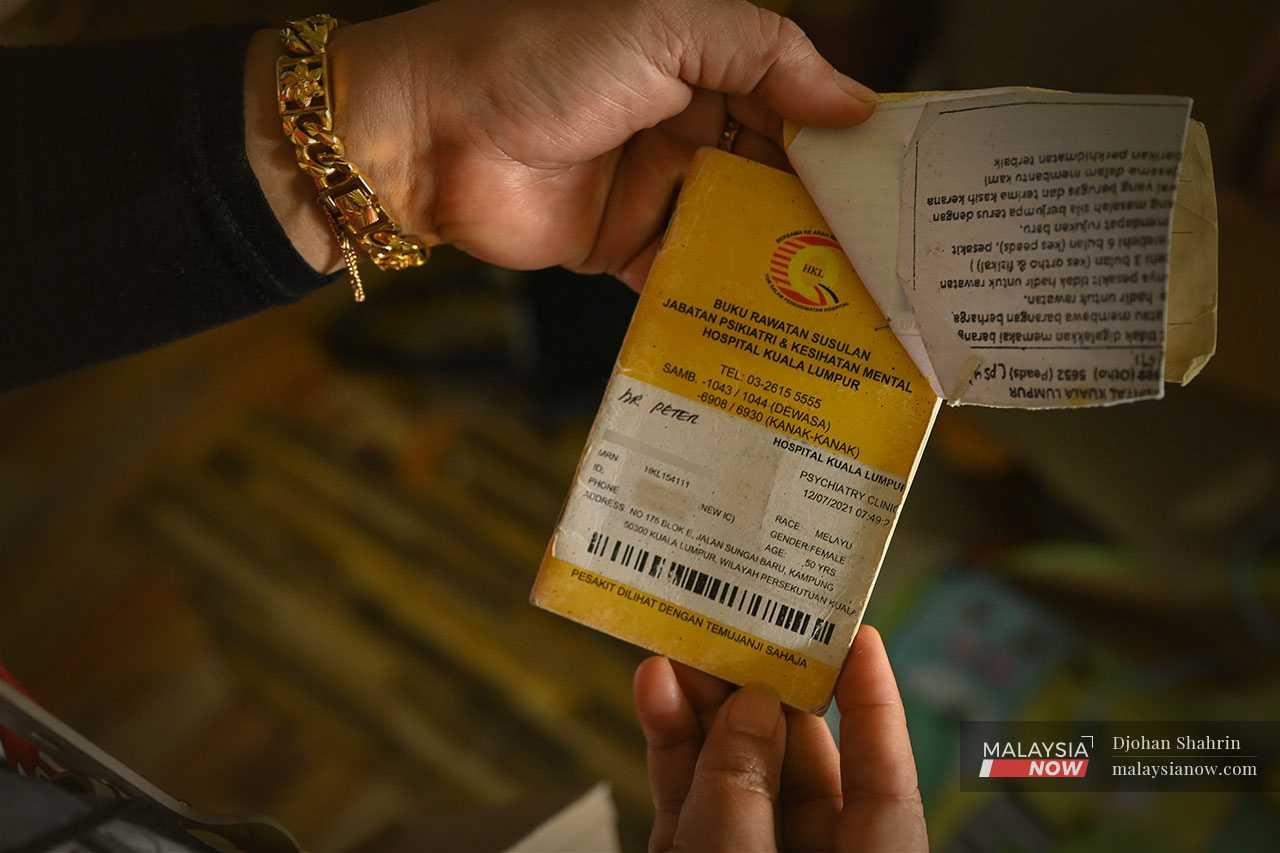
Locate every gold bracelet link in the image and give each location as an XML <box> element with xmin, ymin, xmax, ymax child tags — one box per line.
<box><xmin>277</xmin><ymin>14</ymin><xmax>428</xmax><ymax>301</ymax></box>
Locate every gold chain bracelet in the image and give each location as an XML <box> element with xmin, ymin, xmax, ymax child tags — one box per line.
<box><xmin>276</xmin><ymin>14</ymin><xmax>428</xmax><ymax>301</ymax></box>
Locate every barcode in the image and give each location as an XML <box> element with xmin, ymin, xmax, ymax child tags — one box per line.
<box><xmin>586</xmin><ymin>530</ymin><xmax>837</xmax><ymax>646</ymax></box>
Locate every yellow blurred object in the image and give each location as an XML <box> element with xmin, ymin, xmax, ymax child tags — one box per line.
<box><xmin>930</xmin><ymin>409</ymin><xmax>1016</xmax><ymax>476</ymax></box>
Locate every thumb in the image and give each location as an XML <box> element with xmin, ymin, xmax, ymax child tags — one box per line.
<box><xmin>658</xmin><ymin>0</ymin><xmax>877</xmax><ymax>127</ymax></box>
<box><xmin>668</xmin><ymin>684</ymin><xmax>786</xmax><ymax>853</ymax></box>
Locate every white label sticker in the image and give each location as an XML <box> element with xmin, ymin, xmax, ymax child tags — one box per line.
<box><xmin>552</xmin><ymin>375</ymin><xmax>910</xmax><ymax>667</ymax></box>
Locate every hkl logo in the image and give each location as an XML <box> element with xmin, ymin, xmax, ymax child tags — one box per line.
<box><xmin>767</xmin><ymin>232</ymin><xmax>847</xmax><ymax>312</ymax></box>
<box><xmin>979</xmin><ymin>736</ymin><xmax>1092</xmax><ymax>780</ymax></box>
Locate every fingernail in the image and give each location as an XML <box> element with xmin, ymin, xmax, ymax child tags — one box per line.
<box><xmin>834</xmin><ymin>70</ymin><xmax>878</xmax><ymax>103</ymax></box>
<box><xmin>727</xmin><ymin>684</ymin><xmax>781</xmax><ymax>737</ymax></box>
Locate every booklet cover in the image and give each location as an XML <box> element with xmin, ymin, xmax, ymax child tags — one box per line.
<box><xmin>531</xmin><ymin>149</ymin><xmax>939</xmax><ymax>710</ymax></box>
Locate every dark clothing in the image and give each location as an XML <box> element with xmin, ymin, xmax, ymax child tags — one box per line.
<box><xmin>3</xmin><ymin>26</ymin><xmax>334</xmax><ymax>390</ymax></box>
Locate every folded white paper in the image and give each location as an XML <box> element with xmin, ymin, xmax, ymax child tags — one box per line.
<box><xmin>787</xmin><ymin>88</ymin><xmax>1217</xmax><ymax>408</ymax></box>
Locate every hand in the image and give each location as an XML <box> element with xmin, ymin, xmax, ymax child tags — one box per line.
<box><xmin>632</xmin><ymin>626</ymin><xmax>928</xmax><ymax>853</ymax></box>
<box><xmin>246</xmin><ymin>0</ymin><xmax>877</xmax><ymax>288</ymax></box>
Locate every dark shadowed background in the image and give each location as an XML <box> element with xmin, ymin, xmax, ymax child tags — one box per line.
<box><xmin>2</xmin><ymin>1</ymin><xmax>1278</xmax><ymax>851</ymax></box>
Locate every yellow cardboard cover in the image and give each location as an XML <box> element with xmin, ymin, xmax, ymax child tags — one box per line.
<box><xmin>531</xmin><ymin>149</ymin><xmax>939</xmax><ymax>710</ymax></box>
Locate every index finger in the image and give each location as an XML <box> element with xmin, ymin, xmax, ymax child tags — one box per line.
<box><xmin>835</xmin><ymin>625</ymin><xmax>928</xmax><ymax>851</ymax></box>
<box><xmin>671</xmin><ymin>685</ymin><xmax>787</xmax><ymax>853</ymax></box>
<box><xmin>670</xmin><ymin>659</ymin><xmax>734</xmax><ymax>731</ymax></box>
<box><xmin>635</xmin><ymin>657</ymin><xmax>702</xmax><ymax>853</ymax></box>
<box><xmin>653</xmin><ymin>0</ymin><xmax>877</xmax><ymax>131</ymax></box>
<box><xmin>634</xmin><ymin>658</ymin><xmax>735</xmax><ymax>853</ymax></box>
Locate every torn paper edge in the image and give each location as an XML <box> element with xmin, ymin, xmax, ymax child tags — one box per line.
<box><xmin>785</xmin><ymin>90</ymin><xmax>1218</xmax><ymax>408</ymax></box>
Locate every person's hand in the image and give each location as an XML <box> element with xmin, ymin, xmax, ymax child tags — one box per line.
<box><xmin>632</xmin><ymin>626</ymin><xmax>927</xmax><ymax>852</ymax></box>
<box><xmin>246</xmin><ymin>0</ymin><xmax>877</xmax><ymax>288</ymax></box>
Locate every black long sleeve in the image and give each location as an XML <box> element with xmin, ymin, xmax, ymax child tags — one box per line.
<box><xmin>3</xmin><ymin>25</ymin><xmax>336</xmax><ymax>390</ymax></box>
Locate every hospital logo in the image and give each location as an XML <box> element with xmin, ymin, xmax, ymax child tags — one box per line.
<box><xmin>767</xmin><ymin>231</ymin><xmax>848</xmax><ymax>312</ymax></box>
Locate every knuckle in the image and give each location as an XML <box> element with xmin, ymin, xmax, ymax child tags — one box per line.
<box><xmin>634</xmin><ymin>0</ymin><xmax>669</xmax><ymax>23</ymax></box>
<box><xmin>638</xmin><ymin>0</ymin><xmax>692</xmax><ymax>73</ymax></box>
<box><xmin>769</xmin><ymin>14</ymin><xmax>814</xmax><ymax>64</ymax></box>
<box><xmin>692</xmin><ymin>753</ymin><xmax>777</xmax><ymax>800</ymax></box>
<box><xmin>848</xmin><ymin>786</ymin><xmax>926</xmax><ymax>814</ymax></box>
<box><xmin>780</xmin><ymin>781</ymin><xmax>844</xmax><ymax>809</ymax></box>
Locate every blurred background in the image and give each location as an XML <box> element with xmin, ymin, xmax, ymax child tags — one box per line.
<box><xmin>2</xmin><ymin>1</ymin><xmax>1279</xmax><ymax>851</ymax></box>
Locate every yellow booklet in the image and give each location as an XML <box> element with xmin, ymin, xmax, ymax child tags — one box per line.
<box><xmin>531</xmin><ymin>149</ymin><xmax>939</xmax><ymax>710</ymax></box>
